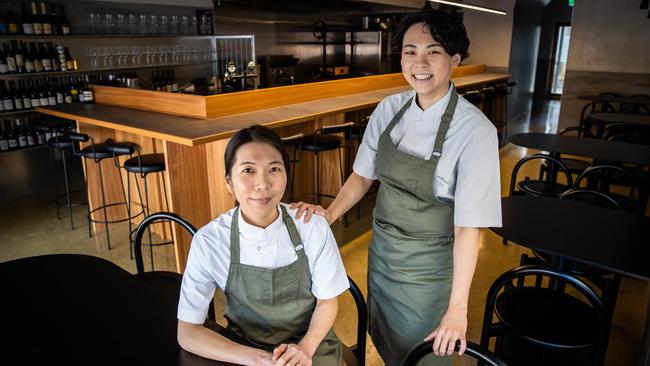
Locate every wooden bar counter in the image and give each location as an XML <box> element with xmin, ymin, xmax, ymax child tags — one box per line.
<box><xmin>37</xmin><ymin>67</ymin><xmax>509</xmax><ymax>272</ymax></box>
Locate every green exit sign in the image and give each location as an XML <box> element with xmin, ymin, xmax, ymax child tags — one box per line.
<box><xmin>568</xmin><ymin>0</ymin><xmax>574</xmax><ymax>6</ymax></box>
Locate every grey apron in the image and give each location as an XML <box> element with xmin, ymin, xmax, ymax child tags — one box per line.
<box><xmin>223</xmin><ymin>205</ymin><xmax>342</xmax><ymax>365</ymax></box>
<box><xmin>368</xmin><ymin>87</ymin><xmax>459</xmax><ymax>366</ymax></box>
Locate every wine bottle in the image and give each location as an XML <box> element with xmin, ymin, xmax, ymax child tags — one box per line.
<box><xmin>62</xmin><ymin>77</ymin><xmax>72</xmax><ymax>103</ymax></box>
<box><xmin>46</xmin><ymin>76</ymin><xmax>56</xmax><ymax>105</ymax></box>
<box><xmin>7</xmin><ymin>10</ymin><xmax>19</xmax><ymax>35</ymax></box>
<box><xmin>15</xmin><ymin>119</ymin><xmax>28</xmax><ymax>148</ymax></box>
<box><xmin>0</xmin><ymin>10</ymin><xmax>7</xmax><ymax>35</ymax></box>
<box><xmin>24</xmin><ymin>42</ymin><xmax>35</xmax><ymax>73</ymax></box>
<box><xmin>82</xmin><ymin>75</ymin><xmax>94</xmax><ymax>103</ymax></box>
<box><xmin>28</xmin><ymin>79</ymin><xmax>40</xmax><ymax>108</ymax></box>
<box><xmin>64</xmin><ymin>47</ymin><xmax>75</xmax><ymax>70</ymax></box>
<box><xmin>68</xmin><ymin>76</ymin><xmax>78</xmax><ymax>102</ymax></box>
<box><xmin>30</xmin><ymin>1</ymin><xmax>42</xmax><ymax>35</ymax></box>
<box><xmin>41</xmin><ymin>42</ymin><xmax>52</xmax><ymax>72</ymax></box>
<box><xmin>49</xmin><ymin>3</ymin><xmax>60</xmax><ymax>35</ymax></box>
<box><xmin>40</xmin><ymin>1</ymin><xmax>52</xmax><ymax>35</ymax></box>
<box><xmin>20</xmin><ymin>80</ymin><xmax>32</xmax><ymax>110</ymax></box>
<box><xmin>33</xmin><ymin>42</ymin><xmax>43</xmax><ymax>72</ymax></box>
<box><xmin>59</xmin><ymin>4</ymin><xmax>70</xmax><ymax>35</ymax></box>
<box><xmin>0</xmin><ymin>44</ymin><xmax>8</xmax><ymax>75</ymax></box>
<box><xmin>9</xmin><ymin>81</ymin><xmax>23</xmax><ymax>111</ymax></box>
<box><xmin>21</xmin><ymin>2</ymin><xmax>34</xmax><ymax>35</ymax></box>
<box><xmin>48</xmin><ymin>42</ymin><xmax>59</xmax><ymax>72</ymax></box>
<box><xmin>0</xmin><ymin>120</ymin><xmax>10</xmax><ymax>151</ymax></box>
<box><xmin>12</xmin><ymin>40</ymin><xmax>25</xmax><ymax>74</ymax></box>
<box><xmin>54</xmin><ymin>77</ymin><xmax>63</xmax><ymax>104</ymax></box>
<box><xmin>2</xmin><ymin>81</ymin><xmax>14</xmax><ymax>111</ymax></box>
<box><xmin>5</xmin><ymin>42</ymin><xmax>17</xmax><ymax>74</ymax></box>
<box><xmin>37</xmin><ymin>79</ymin><xmax>48</xmax><ymax>106</ymax></box>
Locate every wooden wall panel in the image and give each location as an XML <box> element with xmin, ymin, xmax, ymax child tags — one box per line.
<box><xmin>163</xmin><ymin>141</ymin><xmax>212</xmax><ymax>272</ymax></box>
<box><xmin>205</xmin><ymin>139</ymin><xmax>235</xmax><ymax>219</ymax></box>
<box><xmin>94</xmin><ymin>85</ymin><xmax>207</xmax><ymax>119</ymax></box>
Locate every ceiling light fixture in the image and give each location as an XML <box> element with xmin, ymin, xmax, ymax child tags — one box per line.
<box><xmin>428</xmin><ymin>0</ymin><xmax>507</xmax><ymax>15</ymax></box>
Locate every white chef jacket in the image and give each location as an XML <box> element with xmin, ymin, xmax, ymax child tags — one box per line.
<box><xmin>353</xmin><ymin>85</ymin><xmax>502</xmax><ymax>228</ymax></box>
<box><xmin>177</xmin><ymin>203</ymin><xmax>350</xmax><ymax>324</ymax></box>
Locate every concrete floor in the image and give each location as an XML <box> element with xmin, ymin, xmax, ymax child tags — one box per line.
<box><xmin>0</xmin><ymin>99</ymin><xmax>647</xmax><ymax>365</ymax></box>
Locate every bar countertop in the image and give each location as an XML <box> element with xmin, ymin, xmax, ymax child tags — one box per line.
<box><xmin>37</xmin><ymin>72</ymin><xmax>510</xmax><ymax>147</ymax></box>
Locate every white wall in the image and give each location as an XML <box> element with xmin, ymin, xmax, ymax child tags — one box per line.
<box><xmin>566</xmin><ymin>0</ymin><xmax>650</xmax><ymax>74</ymax></box>
<box><xmin>462</xmin><ymin>0</ymin><xmax>515</xmax><ymax>68</ymax></box>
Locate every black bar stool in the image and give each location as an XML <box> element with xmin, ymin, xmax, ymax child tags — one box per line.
<box><xmin>281</xmin><ymin>132</ymin><xmax>304</xmax><ymax>203</ymax></box>
<box><xmin>37</xmin><ymin>124</ymin><xmax>89</xmax><ymax>232</ymax></box>
<box><xmin>68</xmin><ymin>133</ymin><xmax>144</xmax><ymax>250</ymax></box>
<box><xmin>107</xmin><ymin>141</ymin><xmax>173</xmax><ymax>271</ymax></box>
<box><xmin>293</xmin><ymin>126</ymin><xmax>346</xmax><ymax>207</ymax></box>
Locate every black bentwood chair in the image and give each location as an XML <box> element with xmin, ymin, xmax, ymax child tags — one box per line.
<box><xmin>403</xmin><ymin>340</ymin><xmax>507</xmax><ymax>366</ymax></box>
<box><xmin>521</xmin><ymin>188</ymin><xmax>623</xmax><ymax>321</ymax></box>
<box><xmin>133</xmin><ymin>212</ymin><xmax>368</xmax><ymax>366</ymax></box>
<box><xmin>133</xmin><ymin>212</ymin><xmax>216</xmax><ymax>322</ymax></box>
<box><xmin>480</xmin><ymin>266</ymin><xmax>610</xmax><ymax>366</ymax></box>
<box><xmin>510</xmin><ymin>153</ymin><xmax>573</xmax><ymax>198</ymax></box>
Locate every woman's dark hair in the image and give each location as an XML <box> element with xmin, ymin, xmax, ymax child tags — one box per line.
<box><xmin>394</xmin><ymin>9</ymin><xmax>470</xmax><ymax>60</ymax></box>
<box><xmin>224</xmin><ymin>124</ymin><xmax>291</xmax><ymax>181</ymax></box>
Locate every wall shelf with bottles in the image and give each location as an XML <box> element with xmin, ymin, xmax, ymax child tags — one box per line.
<box><xmin>0</xmin><ymin>109</ymin><xmax>38</xmax><ymax>116</ymax></box>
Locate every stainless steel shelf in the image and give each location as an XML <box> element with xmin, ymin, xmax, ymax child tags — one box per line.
<box><xmin>0</xmin><ymin>62</ymin><xmax>215</xmax><ymax>78</ymax></box>
<box><xmin>0</xmin><ymin>34</ymin><xmax>212</xmax><ymax>39</ymax></box>
<box><xmin>0</xmin><ymin>109</ymin><xmax>40</xmax><ymax>117</ymax></box>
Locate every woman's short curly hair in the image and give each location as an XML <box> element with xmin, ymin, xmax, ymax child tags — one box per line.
<box><xmin>394</xmin><ymin>9</ymin><xmax>470</xmax><ymax>60</ymax></box>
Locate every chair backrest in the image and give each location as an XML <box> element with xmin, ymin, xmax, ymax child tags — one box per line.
<box><xmin>133</xmin><ymin>211</ymin><xmax>368</xmax><ymax>365</ymax></box>
<box><xmin>559</xmin><ymin>188</ymin><xmax>622</xmax><ymax>210</ymax></box>
<box><xmin>580</xmin><ymin>101</ymin><xmax>616</xmax><ymax>124</ymax></box>
<box><xmin>133</xmin><ymin>212</ymin><xmax>197</xmax><ymax>275</ymax></box>
<box><xmin>509</xmin><ymin>154</ymin><xmax>573</xmax><ymax>196</ymax></box>
<box><xmin>346</xmin><ymin>276</ymin><xmax>368</xmax><ymax>366</ymax></box>
<box><xmin>557</xmin><ymin>126</ymin><xmax>595</xmax><ymax>138</ymax></box>
<box><xmin>403</xmin><ymin>340</ymin><xmax>507</xmax><ymax>366</ymax></box>
<box><xmin>480</xmin><ymin>265</ymin><xmax>610</xmax><ymax>365</ymax></box>
<box><xmin>574</xmin><ymin>164</ymin><xmax>636</xmax><ymax>192</ymax></box>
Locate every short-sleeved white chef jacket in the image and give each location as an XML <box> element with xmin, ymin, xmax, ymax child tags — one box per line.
<box><xmin>177</xmin><ymin>203</ymin><xmax>350</xmax><ymax>324</ymax></box>
<box><xmin>353</xmin><ymin>85</ymin><xmax>502</xmax><ymax>228</ymax></box>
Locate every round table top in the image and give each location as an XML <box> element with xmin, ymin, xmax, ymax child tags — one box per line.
<box><xmin>0</xmin><ymin>254</ymin><xmax>229</xmax><ymax>366</ymax></box>
<box><xmin>578</xmin><ymin>95</ymin><xmax>650</xmax><ymax>106</ymax></box>
<box><xmin>508</xmin><ymin>132</ymin><xmax>650</xmax><ymax>166</ymax></box>
<box><xmin>491</xmin><ymin>196</ymin><xmax>650</xmax><ymax>281</ymax></box>
<box><xmin>585</xmin><ymin>112</ymin><xmax>650</xmax><ymax>126</ymax></box>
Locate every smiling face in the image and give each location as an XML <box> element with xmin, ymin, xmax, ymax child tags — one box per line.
<box><xmin>226</xmin><ymin>142</ymin><xmax>287</xmax><ymax>228</ymax></box>
<box><xmin>401</xmin><ymin>22</ymin><xmax>461</xmax><ymax>110</ymax></box>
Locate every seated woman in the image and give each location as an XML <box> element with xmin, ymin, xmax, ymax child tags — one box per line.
<box><xmin>177</xmin><ymin>125</ymin><xmax>349</xmax><ymax>366</ymax></box>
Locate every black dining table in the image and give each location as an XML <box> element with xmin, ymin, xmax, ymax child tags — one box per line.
<box><xmin>509</xmin><ymin>132</ymin><xmax>650</xmax><ymax>166</ymax></box>
<box><xmin>584</xmin><ymin>112</ymin><xmax>650</xmax><ymax>138</ymax></box>
<box><xmin>578</xmin><ymin>95</ymin><xmax>650</xmax><ymax>107</ymax></box>
<box><xmin>0</xmin><ymin>254</ymin><xmax>232</xmax><ymax>366</ymax></box>
<box><xmin>492</xmin><ymin>196</ymin><xmax>650</xmax><ymax>366</ymax></box>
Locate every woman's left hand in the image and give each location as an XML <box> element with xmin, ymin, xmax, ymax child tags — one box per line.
<box><xmin>424</xmin><ymin>307</ymin><xmax>468</xmax><ymax>356</ymax></box>
<box><xmin>272</xmin><ymin>343</ymin><xmax>313</xmax><ymax>366</ymax></box>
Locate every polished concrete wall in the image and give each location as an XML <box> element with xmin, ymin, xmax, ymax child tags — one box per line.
<box><xmin>558</xmin><ymin>0</ymin><xmax>650</xmax><ymax>130</ymax></box>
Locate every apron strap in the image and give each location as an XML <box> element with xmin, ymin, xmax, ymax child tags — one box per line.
<box><xmin>229</xmin><ymin>206</ymin><xmax>242</xmax><ymax>264</ymax></box>
<box><xmin>383</xmin><ymin>98</ymin><xmax>413</xmax><ymax>136</ymax></box>
<box><xmin>280</xmin><ymin>205</ymin><xmax>306</xmax><ymax>258</ymax></box>
<box><xmin>431</xmin><ymin>85</ymin><xmax>458</xmax><ymax>159</ymax></box>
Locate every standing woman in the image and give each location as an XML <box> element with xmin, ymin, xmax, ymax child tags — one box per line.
<box><xmin>293</xmin><ymin>9</ymin><xmax>501</xmax><ymax>365</ymax></box>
